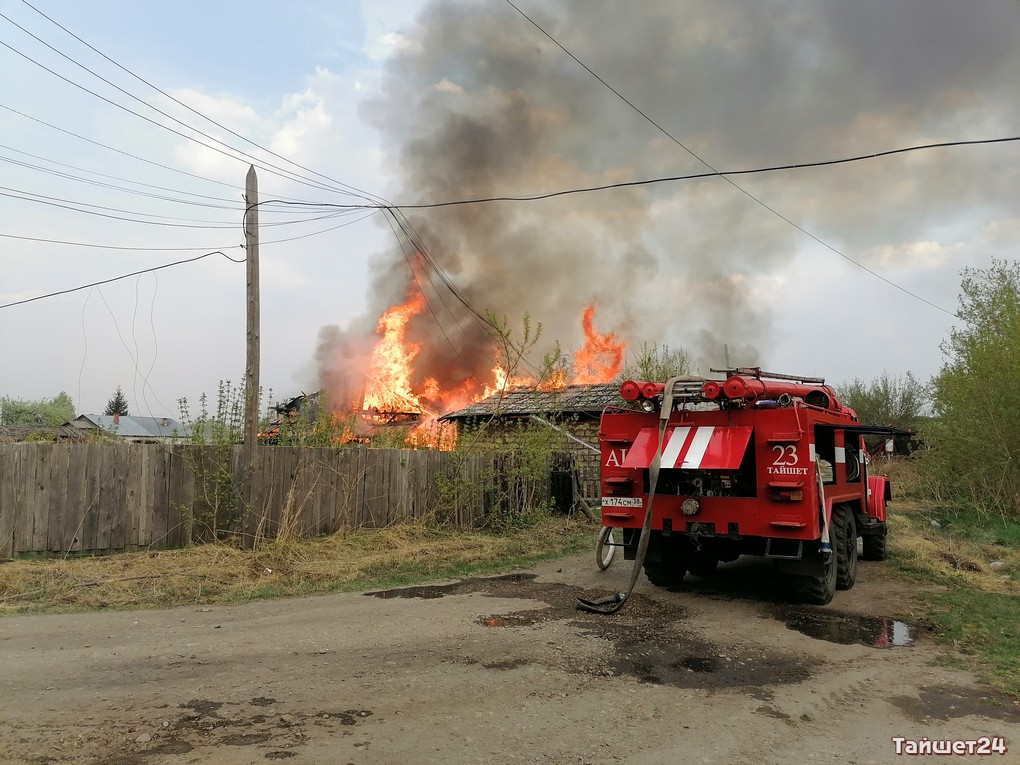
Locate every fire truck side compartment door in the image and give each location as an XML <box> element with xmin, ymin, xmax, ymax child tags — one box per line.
<box><xmin>621</xmin><ymin>426</ymin><xmax>754</xmax><ymax>470</ymax></box>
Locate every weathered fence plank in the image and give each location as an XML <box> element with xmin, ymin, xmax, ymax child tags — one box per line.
<box><xmin>80</xmin><ymin>443</ymin><xmax>102</xmax><ymax>552</ymax></box>
<box><xmin>30</xmin><ymin>444</ymin><xmax>50</xmax><ymax>551</ymax></box>
<box><xmin>0</xmin><ymin>446</ymin><xmax>19</xmax><ymax>558</ymax></box>
<box><xmin>13</xmin><ymin>446</ymin><xmax>33</xmax><ymax>553</ymax></box>
<box><xmin>62</xmin><ymin>444</ymin><xmax>87</xmax><ymax>553</ymax></box>
<box><xmin>45</xmin><ymin>445</ymin><xmax>69</xmax><ymax>552</ymax></box>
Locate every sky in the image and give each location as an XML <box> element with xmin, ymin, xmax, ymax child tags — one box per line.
<box><xmin>1</xmin><ymin>0</ymin><xmax>1018</xmax><ymax>420</ymax></box>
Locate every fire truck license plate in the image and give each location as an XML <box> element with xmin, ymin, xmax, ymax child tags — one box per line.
<box><xmin>602</xmin><ymin>497</ymin><xmax>643</xmax><ymax>507</ymax></box>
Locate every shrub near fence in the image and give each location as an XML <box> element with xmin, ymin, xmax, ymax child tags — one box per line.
<box><xmin>0</xmin><ymin>444</ymin><xmax>557</xmax><ymax>557</ymax></box>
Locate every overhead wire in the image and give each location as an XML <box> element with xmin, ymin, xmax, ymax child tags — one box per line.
<box><xmin>0</xmin><ymin>209</ymin><xmax>377</xmax><ymax>250</ymax></box>
<box><xmin>238</xmin><ymin>134</ymin><xmax>1020</xmax><ymax>214</ymax></box>
<box><xmin>0</xmin><ymin>186</ymin><xmax>357</xmax><ymax>228</ymax></box>
<box><xmin>385</xmin><ymin>207</ymin><xmax>546</xmax><ymax>378</ymax></box>
<box><xmin>19</xmin><ymin>0</ymin><xmax>391</xmax><ymax>208</ymax></box>
<box><xmin>0</xmin><ymin>152</ymin><xmax>245</xmax><ymax>210</ymax></box>
<box><xmin>503</xmin><ymin>0</ymin><xmax>964</xmax><ymax>318</ymax></box>
<box><xmin>0</xmin><ymin>251</ymin><xmax>244</xmax><ymax>310</ymax></box>
<box><xmin>0</xmin><ymin>103</ymin><xmax>327</xmax><ymax>206</ymax></box>
<box><xmin>379</xmin><ymin>210</ymin><xmax>476</xmax><ymax>391</ymax></box>
<box><xmin>0</xmin><ymin>13</ymin><xmax>381</xmax><ymax>202</ymax></box>
<box><xmin>0</xmin><ymin>232</ymin><xmax>239</xmax><ymax>251</ymax></box>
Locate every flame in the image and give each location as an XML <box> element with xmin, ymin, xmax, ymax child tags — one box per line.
<box><xmin>540</xmin><ymin>368</ymin><xmax>567</xmax><ymax>390</ymax></box>
<box><xmin>362</xmin><ymin>292</ymin><xmax>427</xmax><ymax>413</ymax></box>
<box><xmin>330</xmin><ymin>295</ymin><xmax>626</xmax><ymax>450</ymax></box>
<box><xmin>571</xmin><ymin>305</ymin><xmax>625</xmax><ymax>384</ymax></box>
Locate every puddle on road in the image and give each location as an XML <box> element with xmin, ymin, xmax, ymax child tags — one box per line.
<box><xmin>779</xmin><ymin>609</ymin><xmax>915</xmax><ymax>648</ymax></box>
<box><xmin>367</xmin><ymin>573</ymin><xmax>537</xmax><ymax>600</ymax></box>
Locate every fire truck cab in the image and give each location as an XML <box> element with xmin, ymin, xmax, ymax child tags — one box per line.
<box><xmin>599</xmin><ymin>369</ymin><xmax>891</xmax><ymax>605</ymax></box>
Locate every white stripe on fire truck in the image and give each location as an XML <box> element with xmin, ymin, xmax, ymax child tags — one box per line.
<box><xmin>680</xmin><ymin>426</ymin><xmax>715</xmax><ymax>468</ymax></box>
<box><xmin>809</xmin><ymin>443</ymin><xmax>816</xmax><ymax>462</ymax></box>
<box><xmin>834</xmin><ymin>446</ymin><xmax>846</xmax><ymax>464</ymax></box>
<box><xmin>660</xmin><ymin>427</ymin><xmax>691</xmax><ymax>467</ymax></box>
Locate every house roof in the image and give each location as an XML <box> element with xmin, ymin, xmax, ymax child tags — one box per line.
<box><xmin>73</xmin><ymin>414</ymin><xmax>190</xmax><ymax>438</ymax></box>
<box><xmin>440</xmin><ymin>383</ymin><xmax>623</xmax><ymax>421</ymax></box>
<box><xmin>0</xmin><ymin>425</ymin><xmax>86</xmax><ymax>442</ymax></box>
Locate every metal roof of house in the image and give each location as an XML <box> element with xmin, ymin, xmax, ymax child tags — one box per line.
<box><xmin>440</xmin><ymin>383</ymin><xmax>623</xmax><ymax>421</ymax></box>
<box><xmin>0</xmin><ymin>425</ymin><xmax>86</xmax><ymax>442</ymax></box>
<box><xmin>73</xmin><ymin>414</ymin><xmax>190</xmax><ymax>438</ymax></box>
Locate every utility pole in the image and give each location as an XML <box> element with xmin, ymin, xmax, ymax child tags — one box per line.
<box><xmin>723</xmin><ymin>344</ymin><xmax>730</xmax><ymax>368</ymax></box>
<box><xmin>243</xmin><ymin>166</ymin><xmax>260</xmax><ymax>460</ymax></box>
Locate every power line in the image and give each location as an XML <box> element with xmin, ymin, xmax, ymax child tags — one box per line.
<box><xmin>243</xmin><ymin>134</ymin><xmax>1020</xmax><ymax>215</ymax></box>
<box><xmin>0</xmin><ymin>232</ymin><xmax>237</xmax><ymax>251</ymax></box>
<box><xmin>0</xmin><ymin>251</ymin><xmax>244</xmax><ymax>310</ymax></box>
<box><xmin>0</xmin><ymin>149</ymin><xmax>243</xmax><ymax>208</ymax></box>
<box><xmin>0</xmin><ymin>102</ymin><xmax>329</xmax><ymax>206</ymax></box>
<box><xmin>18</xmin><ymin>0</ymin><xmax>391</xmax><ymax>208</ymax></box>
<box><xmin>0</xmin><ymin>185</ymin><xmax>354</xmax><ymax>228</ymax></box>
<box><xmin>0</xmin><ymin>14</ymin><xmax>378</xmax><ymax>201</ymax></box>
<box><xmin>260</xmin><ymin>211</ymin><xmax>380</xmax><ymax>244</ymax></box>
<box><xmin>0</xmin><ymin>210</ymin><xmax>377</xmax><ymax>251</ymax></box>
<box><xmin>503</xmin><ymin>0</ymin><xmax>965</xmax><ymax>318</ymax></box>
<box><xmin>0</xmin><ymin>102</ymin><xmax>241</xmax><ymax>191</ymax></box>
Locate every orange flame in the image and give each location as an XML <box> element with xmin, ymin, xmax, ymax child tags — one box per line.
<box><xmin>571</xmin><ymin>305</ymin><xmax>624</xmax><ymax>384</ymax></box>
<box><xmin>340</xmin><ymin>296</ymin><xmax>625</xmax><ymax>450</ymax></box>
<box><xmin>363</xmin><ymin>292</ymin><xmax>427</xmax><ymax>413</ymax></box>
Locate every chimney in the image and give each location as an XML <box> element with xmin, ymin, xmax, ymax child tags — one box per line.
<box><xmin>161</xmin><ymin>417</ymin><xmax>169</xmax><ymax>427</ymax></box>
<box><xmin>113</xmin><ymin>413</ymin><xmax>119</xmax><ymax>425</ymax></box>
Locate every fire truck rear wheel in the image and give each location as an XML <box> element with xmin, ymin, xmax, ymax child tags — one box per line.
<box><xmin>834</xmin><ymin>505</ymin><xmax>858</xmax><ymax>590</ymax></box>
<box><xmin>861</xmin><ymin>530</ymin><xmax>888</xmax><ymax>561</ymax></box>
<box><xmin>687</xmin><ymin>553</ymin><xmax>719</xmax><ymax>577</ymax></box>
<box><xmin>796</xmin><ymin>545</ymin><xmax>836</xmax><ymax>605</ymax></box>
<box><xmin>643</xmin><ymin>560</ymin><xmax>687</xmax><ymax>588</ymax></box>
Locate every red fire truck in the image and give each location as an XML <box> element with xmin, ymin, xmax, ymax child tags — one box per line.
<box><xmin>598</xmin><ymin>369</ymin><xmax>891</xmax><ymax>605</ymax></box>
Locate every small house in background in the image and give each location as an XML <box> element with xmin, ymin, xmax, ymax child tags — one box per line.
<box><xmin>69</xmin><ymin>413</ymin><xmax>190</xmax><ymax>443</ymax></box>
<box><xmin>0</xmin><ymin>424</ymin><xmax>86</xmax><ymax>443</ymax></box>
<box><xmin>440</xmin><ymin>383</ymin><xmax>624</xmax><ymax>510</ymax></box>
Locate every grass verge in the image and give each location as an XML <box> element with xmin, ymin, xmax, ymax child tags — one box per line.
<box><xmin>883</xmin><ymin>472</ymin><xmax>1019</xmax><ymax>695</ymax></box>
<box><xmin>0</xmin><ymin>518</ymin><xmax>594</xmax><ymax>616</ymax></box>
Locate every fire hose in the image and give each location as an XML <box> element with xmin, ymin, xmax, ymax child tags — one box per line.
<box><xmin>576</xmin><ymin>376</ymin><xmax>705</xmax><ymax>615</ymax></box>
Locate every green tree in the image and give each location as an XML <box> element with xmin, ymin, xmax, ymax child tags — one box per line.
<box><xmin>0</xmin><ymin>392</ymin><xmax>75</xmax><ymax>426</ymax></box>
<box><xmin>104</xmin><ymin>386</ymin><xmax>130</xmax><ymax>416</ymax></box>
<box><xmin>618</xmin><ymin>342</ymin><xmax>694</xmax><ymax>382</ymax></box>
<box><xmin>836</xmin><ymin>371</ymin><xmax>927</xmax><ymax>430</ymax></box>
<box><xmin>927</xmin><ymin>259</ymin><xmax>1020</xmax><ymax>517</ymax></box>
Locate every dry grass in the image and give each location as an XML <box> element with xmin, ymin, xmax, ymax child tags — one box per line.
<box><xmin>0</xmin><ymin>518</ymin><xmax>593</xmax><ymax>616</ymax></box>
<box><xmin>888</xmin><ymin>502</ymin><xmax>1019</xmax><ymax>595</ymax></box>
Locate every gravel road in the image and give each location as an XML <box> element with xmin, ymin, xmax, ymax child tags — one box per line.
<box><xmin>2</xmin><ymin>552</ymin><xmax>1017</xmax><ymax>765</ymax></box>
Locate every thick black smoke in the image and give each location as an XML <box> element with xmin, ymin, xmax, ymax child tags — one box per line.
<box><xmin>317</xmin><ymin>0</ymin><xmax>1020</xmax><ymax>406</ymax></box>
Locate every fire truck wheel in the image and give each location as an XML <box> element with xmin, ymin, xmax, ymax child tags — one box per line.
<box><xmin>861</xmin><ymin>530</ymin><xmax>888</xmax><ymax>561</ymax></box>
<box><xmin>834</xmin><ymin>505</ymin><xmax>858</xmax><ymax>590</ymax></box>
<box><xmin>643</xmin><ymin>560</ymin><xmax>687</xmax><ymax>588</ymax></box>
<box><xmin>797</xmin><ymin>546</ymin><xmax>836</xmax><ymax>605</ymax></box>
<box><xmin>596</xmin><ymin>526</ymin><xmax>618</xmax><ymax>570</ymax></box>
<box><xmin>687</xmin><ymin>553</ymin><xmax>719</xmax><ymax>577</ymax></box>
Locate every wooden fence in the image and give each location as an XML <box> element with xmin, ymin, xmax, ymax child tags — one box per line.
<box><xmin>0</xmin><ymin>444</ymin><xmax>561</xmax><ymax>557</ymax></box>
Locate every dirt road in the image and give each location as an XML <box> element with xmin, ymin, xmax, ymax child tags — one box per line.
<box><xmin>1</xmin><ymin>553</ymin><xmax>1017</xmax><ymax>765</ymax></box>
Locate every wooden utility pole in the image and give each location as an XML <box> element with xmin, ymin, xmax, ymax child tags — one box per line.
<box><xmin>243</xmin><ymin>166</ymin><xmax>260</xmax><ymax>460</ymax></box>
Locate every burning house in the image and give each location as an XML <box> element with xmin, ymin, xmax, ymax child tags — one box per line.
<box><xmin>440</xmin><ymin>382</ymin><xmax>624</xmax><ymax>506</ymax></box>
